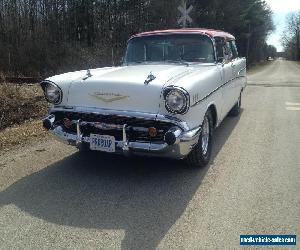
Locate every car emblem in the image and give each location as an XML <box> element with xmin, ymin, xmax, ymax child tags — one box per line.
<box><xmin>89</xmin><ymin>92</ymin><xmax>129</xmax><ymax>102</ymax></box>
<box><xmin>144</xmin><ymin>72</ymin><xmax>156</xmax><ymax>85</ymax></box>
<box><xmin>82</xmin><ymin>69</ymin><xmax>93</xmax><ymax>81</ymax></box>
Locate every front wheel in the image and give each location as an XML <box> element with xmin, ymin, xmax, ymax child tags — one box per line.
<box><xmin>186</xmin><ymin>110</ymin><xmax>213</xmax><ymax>168</ymax></box>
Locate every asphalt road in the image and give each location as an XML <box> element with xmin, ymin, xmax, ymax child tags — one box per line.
<box><xmin>0</xmin><ymin>60</ymin><xmax>299</xmax><ymax>250</ymax></box>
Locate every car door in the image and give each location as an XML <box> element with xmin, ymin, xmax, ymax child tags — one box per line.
<box><xmin>229</xmin><ymin>40</ymin><xmax>244</xmax><ymax>100</ymax></box>
<box><xmin>224</xmin><ymin>41</ymin><xmax>241</xmax><ymax>115</ymax></box>
<box><xmin>229</xmin><ymin>40</ymin><xmax>246</xmax><ymax>95</ymax></box>
<box><xmin>215</xmin><ymin>37</ymin><xmax>235</xmax><ymax>120</ymax></box>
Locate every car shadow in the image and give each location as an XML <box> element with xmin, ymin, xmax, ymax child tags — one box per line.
<box><xmin>0</xmin><ymin>112</ymin><xmax>242</xmax><ymax>250</ymax></box>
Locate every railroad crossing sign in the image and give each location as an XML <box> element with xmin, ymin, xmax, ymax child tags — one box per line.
<box><xmin>177</xmin><ymin>1</ymin><xmax>193</xmax><ymax>27</ymax></box>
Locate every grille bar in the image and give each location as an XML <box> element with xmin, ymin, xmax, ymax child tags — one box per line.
<box><xmin>52</xmin><ymin>111</ymin><xmax>173</xmax><ymax>142</ymax></box>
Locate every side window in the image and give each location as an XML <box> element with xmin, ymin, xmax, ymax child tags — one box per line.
<box><xmin>225</xmin><ymin>42</ymin><xmax>233</xmax><ymax>61</ymax></box>
<box><xmin>229</xmin><ymin>40</ymin><xmax>239</xmax><ymax>59</ymax></box>
<box><xmin>215</xmin><ymin>37</ymin><xmax>225</xmax><ymax>61</ymax></box>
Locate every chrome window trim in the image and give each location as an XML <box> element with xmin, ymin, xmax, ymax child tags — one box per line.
<box><xmin>124</xmin><ymin>32</ymin><xmax>217</xmax><ymax>65</ymax></box>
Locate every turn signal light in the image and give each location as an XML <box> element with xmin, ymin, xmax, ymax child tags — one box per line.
<box><xmin>148</xmin><ymin>127</ymin><xmax>157</xmax><ymax>137</ymax></box>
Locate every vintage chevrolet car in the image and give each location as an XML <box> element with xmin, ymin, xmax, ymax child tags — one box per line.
<box><xmin>41</xmin><ymin>28</ymin><xmax>246</xmax><ymax>167</ymax></box>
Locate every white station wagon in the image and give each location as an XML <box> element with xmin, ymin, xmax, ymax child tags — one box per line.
<box><xmin>41</xmin><ymin>28</ymin><xmax>246</xmax><ymax>167</ymax></box>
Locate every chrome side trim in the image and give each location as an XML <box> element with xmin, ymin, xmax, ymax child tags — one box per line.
<box><xmin>190</xmin><ymin>81</ymin><xmax>227</xmax><ymax>107</ymax></box>
<box><xmin>190</xmin><ymin>64</ymin><xmax>246</xmax><ymax>108</ymax></box>
<box><xmin>238</xmin><ymin>66</ymin><xmax>246</xmax><ymax>76</ymax></box>
<box><xmin>191</xmin><ymin>76</ymin><xmax>239</xmax><ymax>108</ymax></box>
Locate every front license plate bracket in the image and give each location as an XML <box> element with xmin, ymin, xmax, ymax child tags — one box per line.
<box><xmin>90</xmin><ymin>134</ymin><xmax>116</xmax><ymax>152</ymax></box>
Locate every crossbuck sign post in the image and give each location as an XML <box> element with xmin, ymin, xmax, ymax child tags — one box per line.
<box><xmin>177</xmin><ymin>0</ymin><xmax>193</xmax><ymax>28</ymax></box>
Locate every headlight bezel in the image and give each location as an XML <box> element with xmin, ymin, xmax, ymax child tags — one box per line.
<box><xmin>40</xmin><ymin>80</ymin><xmax>63</xmax><ymax>105</ymax></box>
<box><xmin>163</xmin><ymin>86</ymin><xmax>190</xmax><ymax>114</ymax></box>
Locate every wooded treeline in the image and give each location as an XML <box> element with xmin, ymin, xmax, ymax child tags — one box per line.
<box><xmin>282</xmin><ymin>11</ymin><xmax>300</xmax><ymax>61</ymax></box>
<box><xmin>0</xmin><ymin>0</ymin><xmax>274</xmax><ymax>77</ymax></box>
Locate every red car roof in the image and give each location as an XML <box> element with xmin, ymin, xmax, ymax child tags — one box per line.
<box><xmin>131</xmin><ymin>28</ymin><xmax>235</xmax><ymax>40</ymax></box>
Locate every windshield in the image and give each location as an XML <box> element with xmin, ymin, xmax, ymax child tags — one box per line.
<box><xmin>124</xmin><ymin>34</ymin><xmax>215</xmax><ymax>65</ymax></box>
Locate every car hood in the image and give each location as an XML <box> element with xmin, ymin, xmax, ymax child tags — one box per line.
<box><xmin>48</xmin><ymin>64</ymin><xmax>192</xmax><ymax>114</ymax></box>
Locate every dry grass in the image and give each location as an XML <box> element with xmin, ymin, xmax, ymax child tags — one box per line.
<box><xmin>0</xmin><ymin>83</ymin><xmax>49</xmax><ymax>151</ymax></box>
<box><xmin>0</xmin><ymin>120</ymin><xmax>48</xmax><ymax>152</ymax></box>
<box><xmin>0</xmin><ymin>83</ymin><xmax>48</xmax><ymax>129</ymax></box>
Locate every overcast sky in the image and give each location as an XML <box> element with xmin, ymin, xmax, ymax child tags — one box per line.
<box><xmin>265</xmin><ymin>0</ymin><xmax>300</xmax><ymax>52</ymax></box>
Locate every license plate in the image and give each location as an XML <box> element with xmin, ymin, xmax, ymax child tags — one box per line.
<box><xmin>90</xmin><ymin>134</ymin><xmax>115</xmax><ymax>152</ymax></box>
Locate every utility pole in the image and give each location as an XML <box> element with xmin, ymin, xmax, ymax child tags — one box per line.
<box><xmin>296</xmin><ymin>29</ymin><xmax>300</xmax><ymax>61</ymax></box>
<box><xmin>110</xmin><ymin>29</ymin><xmax>114</xmax><ymax>66</ymax></box>
<box><xmin>246</xmin><ymin>24</ymin><xmax>251</xmax><ymax>62</ymax></box>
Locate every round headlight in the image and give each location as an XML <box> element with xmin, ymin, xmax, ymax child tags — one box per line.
<box><xmin>41</xmin><ymin>81</ymin><xmax>62</xmax><ymax>104</ymax></box>
<box><xmin>165</xmin><ymin>88</ymin><xmax>189</xmax><ymax>114</ymax></box>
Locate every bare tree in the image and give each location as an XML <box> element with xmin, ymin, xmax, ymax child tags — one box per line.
<box><xmin>281</xmin><ymin>11</ymin><xmax>300</xmax><ymax>60</ymax></box>
<box><xmin>0</xmin><ymin>0</ymin><xmax>275</xmax><ymax>77</ymax></box>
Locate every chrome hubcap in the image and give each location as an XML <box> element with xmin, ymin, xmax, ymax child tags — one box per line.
<box><xmin>201</xmin><ymin>116</ymin><xmax>210</xmax><ymax>155</ymax></box>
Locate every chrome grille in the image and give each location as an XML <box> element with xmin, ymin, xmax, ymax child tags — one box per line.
<box><xmin>51</xmin><ymin>111</ymin><xmax>173</xmax><ymax>142</ymax></box>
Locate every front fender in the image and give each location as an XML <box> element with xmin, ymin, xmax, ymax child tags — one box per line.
<box><xmin>158</xmin><ymin>65</ymin><xmax>223</xmax><ymax>130</ymax></box>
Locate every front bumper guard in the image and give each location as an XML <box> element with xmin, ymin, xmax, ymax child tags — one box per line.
<box><xmin>49</xmin><ymin>120</ymin><xmax>201</xmax><ymax>159</ymax></box>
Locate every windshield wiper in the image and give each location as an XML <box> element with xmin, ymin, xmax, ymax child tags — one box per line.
<box><xmin>126</xmin><ymin>61</ymin><xmax>154</xmax><ymax>66</ymax></box>
<box><xmin>164</xmin><ymin>59</ymin><xmax>190</xmax><ymax>66</ymax></box>
<box><xmin>127</xmin><ymin>61</ymin><xmax>144</xmax><ymax>65</ymax></box>
<box><xmin>126</xmin><ymin>60</ymin><xmax>190</xmax><ymax>66</ymax></box>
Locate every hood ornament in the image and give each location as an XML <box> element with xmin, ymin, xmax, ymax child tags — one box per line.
<box><xmin>82</xmin><ymin>69</ymin><xmax>92</xmax><ymax>81</ymax></box>
<box><xmin>89</xmin><ymin>92</ymin><xmax>129</xmax><ymax>103</ymax></box>
<box><xmin>144</xmin><ymin>72</ymin><xmax>156</xmax><ymax>85</ymax></box>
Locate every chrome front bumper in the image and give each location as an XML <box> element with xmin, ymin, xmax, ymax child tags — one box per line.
<box><xmin>50</xmin><ymin>123</ymin><xmax>201</xmax><ymax>160</ymax></box>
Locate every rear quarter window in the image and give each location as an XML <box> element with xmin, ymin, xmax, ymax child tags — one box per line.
<box><xmin>229</xmin><ymin>40</ymin><xmax>239</xmax><ymax>58</ymax></box>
